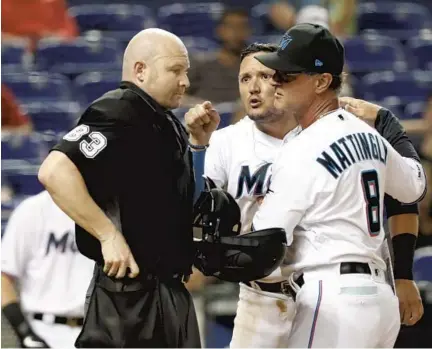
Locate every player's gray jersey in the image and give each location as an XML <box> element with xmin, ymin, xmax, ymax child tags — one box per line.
<box><xmin>253</xmin><ymin>109</ymin><xmax>427</xmax><ymax>274</ymax></box>
<box><xmin>204</xmin><ymin>116</ymin><xmax>301</xmax><ymax>281</ymax></box>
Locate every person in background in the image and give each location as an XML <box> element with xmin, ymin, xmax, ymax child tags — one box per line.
<box><xmin>1</xmin><ymin>0</ymin><xmax>78</xmax><ymax>50</ymax></box>
<box><xmin>1</xmin><ymin>191</ymin><xmax>94</xmax><ymax>348</ymax></box>
<box><xmin>1</xmin><ymin>84</ymin><xmax>32</xmax><ymax>134</ymax></box>
<box><xmin>1</xmin><ymin>174</ymin><xmax>14</xmax><ymax>204</ymax></box>
<box><xmin>265</xmin><ymin>0</ymin><xmax>326</xmax><ymax>32</ymax></box>
<box><xmin>264</xmin><ymin>0</ymin><xmax>356</xmax><ymax>38</ymax></box>
<box><xmin>394</xmin><ymin>92</ymin><xmax>432</xmax><ymax>349</ymax></box>
<box><xmin>184</xmin><ymin>8</ymin><xmax>252</xmax><ymax>105</ymax></box>
<box><xmin>328</xmin><ymin>0</ymin><xmax>357</xmax><ymax>38</ymax></box>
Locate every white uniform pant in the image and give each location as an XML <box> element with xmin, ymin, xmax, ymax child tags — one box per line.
<box><xmin>287</xmin><ymin>263</ymin><xmax>401</xmax><ymax>348</ymax></box>
<box><xmin>29</xmin><ymin>318</ymin><xmax>81</xmax><ymax>348</ymax></box>
<box><xmin>229</xmin><ymin>282</ymin><xmax>296</xmax><ymax>348</ymax></box>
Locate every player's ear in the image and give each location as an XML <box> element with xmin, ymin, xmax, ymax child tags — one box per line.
<box><xmin>134</xmin><ymin>61</ymin><xmax>147</xmax><ymax>83</ymax></box>
<box><xmin>315</xmin><ymin>73</ymin><xmax>332</xmax><ymax>94</ymax></box>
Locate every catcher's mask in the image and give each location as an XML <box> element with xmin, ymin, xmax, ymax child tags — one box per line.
<box><xmin>192</xmin><ymin>177</ymin><xmax>287</xmax><ymax>282</ymax></box>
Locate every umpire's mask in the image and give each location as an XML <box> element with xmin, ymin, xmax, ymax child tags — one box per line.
<box><xmin>192</xmin><ymin>177</ymin><xmax>287</xmax><ymax>282</ymax></box>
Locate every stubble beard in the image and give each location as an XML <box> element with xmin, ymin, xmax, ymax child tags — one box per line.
<box><xmin>248</xmin><ymin>105</ymin><xmax>286</xmax><ymax>125</ymax></box>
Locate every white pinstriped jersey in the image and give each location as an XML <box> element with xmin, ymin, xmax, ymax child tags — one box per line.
<box><xmin>2</xmin><ymin>191</ymin><xmax>95</xmax><ymax>316</ymax></box>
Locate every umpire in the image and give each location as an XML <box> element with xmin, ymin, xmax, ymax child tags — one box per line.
<box><xmin>38</xmin><ymin>28</ymin><xmax>218</xmax><ymax>348</ymax></box>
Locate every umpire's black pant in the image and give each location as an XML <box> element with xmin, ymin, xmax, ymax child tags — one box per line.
<box><xmin>75</xmin><ymin>265</ymin><xmax>201</xmax><ymax>348</ymax></box>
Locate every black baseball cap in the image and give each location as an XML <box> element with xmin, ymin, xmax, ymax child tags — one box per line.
<box><xmin>255</xmin><ymin>23</ymin><xmax>345</xmax><ymax>75</ymax></box>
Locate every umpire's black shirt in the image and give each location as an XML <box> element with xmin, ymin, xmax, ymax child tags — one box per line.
<box><xmin>52</xmin><ymin>81</ymin><xmax>196</xmax><ymax>276</ymax></box>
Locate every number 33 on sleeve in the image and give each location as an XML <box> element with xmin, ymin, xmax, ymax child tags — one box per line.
<box><xmin>63</xmin><ymin>125</ymin><xmax>108</xmax><ymax>159</ymax></box>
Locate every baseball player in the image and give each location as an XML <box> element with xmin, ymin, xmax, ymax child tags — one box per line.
<box><xmin>340</xmin><ymin>97</ymin><xmax>425</xmax><ymax>329</ymax></box>
<box><xmin>185</xmin><ymin>42</ymin><xmax>424</xmax><ymax>347</ymax></box>
<box><xmin>252</xmin><ymin>23</ymin><xmax>427</xmax><ymax>348</ymax></box>
<box><xmin>186</xmin><ymin>43</ymin><xmax>299</xmax><ymax>347</ymax></box>
<box><xmin>1</xmin><ymin>190</ymin><xmax>95</xmax><ymax>348</ymax></box>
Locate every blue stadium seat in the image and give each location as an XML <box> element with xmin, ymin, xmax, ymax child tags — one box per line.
<box><xmin>2</xmin><ymin>72</ymin><xmax>74</xmax><ymax>104</ymax></box>
<box><xmin>3</xmin><ymin>163</ymin><xmax>44</xmax><ymax>196</ymax></box>
<box><xmin>1</xmin><ymin>41</ymin><xmax>31</xmax><ymax>73</ymax></box>
<box><xmin>180</xmin><ymin>37</ymin><xmax>219</xmax><ymax>54</ymax></box>
<box><xmin>34</xmin><ymin>130</ymin><xmax>68</xmax><ymax>150</ymax></box>
<box><xmin>74</xmin><ymin>71</ymin><xmax>121</xmax><ymax>105</ymax></box>
<box><xmin>358</xmin><ymin>2</ymin><xmax>432</xmax><ymax>40</ymax></box>
<box><xmin>2</xmin><ymin>133</ymin><xmax>47</xmax><ymax>196</ymax></box>
<box><xmin>69</xmin><ymin>4</ymin><xmax>156</xmax><ymax>33</ymax></box>
<box><xmin>97</xmin><ymin>31</ymin><xmax>138</xmax><ymax>50</ymax></box>
<box><xmin>407</xmin><ymin>35</ymin><xmax>432</xmax><ymax>71</ymax></box>
<box><xmin>404</xmin><ymin>101</ymin><xmax>426</xmax><ymax>119</ymax></box>
<box><xmin>365</xmin><ymin>97</ymin><xmax>405</xmax><ymax>119</ymax></box>
<box><xmin>23</xmin><ymin>101</ymin><xmax>81</xmax><ymax>132</ymax></box>
<box><xmin>1</xmin><ymin>133</ymin><xmax>48</xmax><ymax>161</ymax></box>
<box><xmin>1</xmin><ymin>200</ymin><xmax>15</xmax><ymax>237</ymax></box>
<box><xmin>343</xmin><ymin>35</ymin><xmax>407</xmax><ymax>73</ymax></box>
<box><xmin>2</xmin><ymin>42</ymin><xmax>26</xmax><ymax>65</ymax></box>
<box><xmin>361</xmin><ymin>71</ymin><xmax>431</xmax><ymax>104</ymax></box>
<box><xmin>250</xmin><ymin>2</ymin><xmax>279</xmax><ymax>35</ymax></box>
<box><xmin>35</xmin><ymin>37</ymin><xmax>122</xmax><ymax>76</ymax></box>
<box><xmin>158</xmin><ymin>2</ymin><xmax>224</xmax><ymax>39</ymax></box>
<box><xmin>414</xmin><ymin>247</ymin><xmax>432</xmax><ymax>282</ymax></box>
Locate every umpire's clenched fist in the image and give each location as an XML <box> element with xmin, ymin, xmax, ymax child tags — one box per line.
<box><xmin>185</xmin><ymin>101</ymin><xmax>220</xmax><ymax>146</ymax></box>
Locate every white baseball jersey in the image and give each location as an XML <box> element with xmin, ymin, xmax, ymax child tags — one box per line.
<box><xmin>253</xmin><ymin>108</ymin><xmax>427</xmax><ymax>274</ymax></box>
<box><xmin>204</xmin><ymin>116</ymin><xmax>302</xmax><ymax>281</ymax></box>
<box><xmin>1</xmin><ymin>191</ymin><xmax>95</xmax><ymax>317</ymax></box>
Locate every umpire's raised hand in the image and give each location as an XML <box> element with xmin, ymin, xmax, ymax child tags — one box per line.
<box><xmin>100</xmin><ymin>230</ymin><xmax>140</xmax><ymax>279</ymax></box>
<box><xmin>185</xmin><ymin>101</ymin><xmax>220</xmax><ymax>146</ymax></box>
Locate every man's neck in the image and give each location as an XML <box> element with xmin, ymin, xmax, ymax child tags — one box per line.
<box><xmin>255</xmin><ymin>117</ymin><xmax>298</xmax><ymax>140</ymax></box>
<box><xmin>299</xmin><ymin>97</ymin><xmax>339</xmax><ymax>129</ymax></box>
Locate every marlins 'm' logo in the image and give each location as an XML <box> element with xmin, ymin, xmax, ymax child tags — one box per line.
<box><xmin>235</xmin><ymin>163</ymin><xmax>272</xmax><ymax>199</ymax></box>
<box><xmin>279</xmin><ymin>33</ymin><xmax>292</xmax><ymax>51</ymax></box>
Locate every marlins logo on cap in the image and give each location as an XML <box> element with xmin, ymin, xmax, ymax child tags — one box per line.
<box><xmin>279</xmin><ymin>33</ymin><xmax>292</xmax><ymax>51</ymax></box>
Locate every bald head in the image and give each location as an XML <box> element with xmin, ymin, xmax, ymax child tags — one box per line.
<box><xmin>121</xmin><ymin>28</ymin><xmax>190</xmax><ymax>110</ymax></box>
<box><xmin>122</xmin><ymin>28</ymin><xmax>188</xmax><ymax>80</ymax></box>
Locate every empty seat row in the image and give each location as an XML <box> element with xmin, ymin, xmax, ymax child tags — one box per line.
<box><xmin>353</xmin><ymin>70</ymin><xmax>432</xmax><ymax>104</ymax></box>
<box><xmin>1</xmin><ymin>34</ymin><xmax>220</xmax><ymax>75</ymax></box>
<box><xmin>3</xmin><ymin>69</ymin><xmax>429</xmax><ymax>117</ymax></box>
<box><xmin>66</xmin><ymin>2</ymin><xmax>432</xmax><ymax>38</ymax></box>
<box><xmin>357</xmin><ymin>2</ymin><xmax>432</xmax><ymax>40</ymax></box>
<box><xmin>3</xmin><ymin>32</ymin><xmax>431</xmax><ymax>79</ymax></box>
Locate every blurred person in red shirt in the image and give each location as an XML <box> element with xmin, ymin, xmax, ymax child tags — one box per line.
<box><xmin>1</xmin><ymin>0</ymin><xmax>78</xmax><ymax>49</ymax></box>
<box><xmin>2</xmin><ymin>85</ymin><xmax>32</xmax><ymax>134</ymax></box>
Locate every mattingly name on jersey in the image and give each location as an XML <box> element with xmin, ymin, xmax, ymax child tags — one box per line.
<box><xmin>316</xmin><ymin>132</ymin><xmax>388</xmax><ymax>179</ymax></box>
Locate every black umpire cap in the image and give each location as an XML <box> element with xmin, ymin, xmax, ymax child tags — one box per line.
<box><xmin>255</xmin><ymin>23</ymin><xmax>345</xmax><ymax>75</ymax></box>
